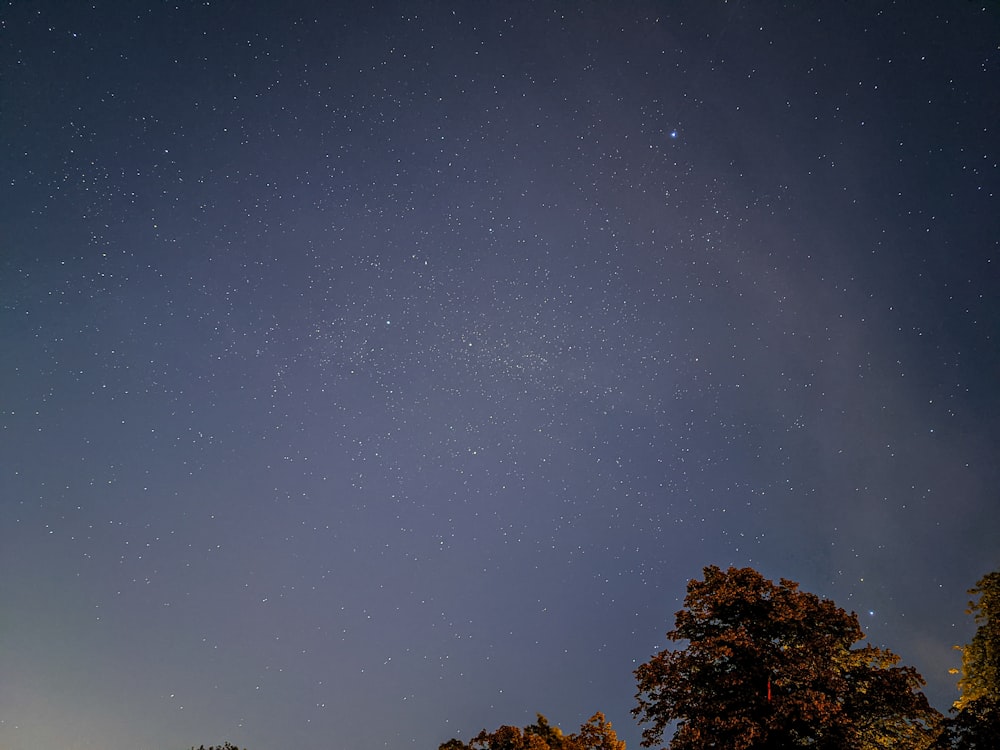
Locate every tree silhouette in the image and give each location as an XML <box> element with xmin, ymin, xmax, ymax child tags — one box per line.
<box><xmin>633</xmin><ymin>565</ymin><xmax>940</xmax><ymax>749</ymax></box>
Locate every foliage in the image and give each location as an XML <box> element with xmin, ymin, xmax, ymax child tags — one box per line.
<box><xmin>935</xmin><ymin>696</ymin><xmax>1000</xmax><ymax>750</ymax></box>
<box><xmin>632</xmin><ymin>565</ymin><xmax>941</xmax><ymax>750</ymax></box>
<box><xmin>439</xmin><ymin>712</ymin><xmax>625</xmax><ymax>750</ymax></box>
<box><xmin>191</xmin><ymin>744</ymin><xmax>244</xmax><ymax>750</ymax></box>
<box><xmin>936</xmin><ymin>569</ymin><xmax>1000</xmax><ymax>748</ymax></box>
<box><xmin>575</xmin><ymin>712</ymin><xmax>628</xmax><ymax>750</ymax></box>
<box><xmin>954</xmin><ymin>570</ymin><xmax>1000</xmax><ymax>709</ymax></box>
<box><xmin>934</xmin><ymin>696</ymin><xmax>1000</xmax><ymax>749</ymax></box>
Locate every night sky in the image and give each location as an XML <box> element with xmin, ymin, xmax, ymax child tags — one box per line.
<box><xmin>2</xmin><ymin>2</ymin><xmax>999</xmax><ymax>749</ymax></box>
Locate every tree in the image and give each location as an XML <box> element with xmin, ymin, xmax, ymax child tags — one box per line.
<box><xmin>633</xmin><ymin>566</ymin><xmax>941</xmax><ymax>750</ymax></box>
<box><xmin>439</xmin><ymin>712</ymin><xmax>625</xmax><ymax>750</ymax></box>
<box><xmin>936</xmin><ymin>569</ymin><xmax>1000</xmax><ymax>749</ymax></box>
<box><xmin>934</xmin><ymin>697</ymin><xmax>1000</xmax><ymax>750</ymax></box>
<box><xmin>191</xmin><ymin>744</ymin><xmax>244</xmax><ymax>750</ymax></box>
<box><xmin>954</xmin><ymin>570</ymin><xmax>1000</xmax><ymax>709</ymax></box>
<box><xmin>576</xmin><ymin>712</ymin><xmax>628</xmax><ymax>750</ymax></box>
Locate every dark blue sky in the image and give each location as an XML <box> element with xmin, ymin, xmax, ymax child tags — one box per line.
<box><xmin>2</xmin><ymin>2</ymin><xmax>998</xmax><ymax>749</ymax></box>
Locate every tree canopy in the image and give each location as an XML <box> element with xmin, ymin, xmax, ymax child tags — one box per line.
<box><xmin>935</xmin><ymin>568</ymin><xmax>1000</xmax><ymax>749</ymax></box>
<box><xmin>954</xmin><ymin>569</ymin><xmax>1000</xmax><ymax>709</ymax></box>
<box><xmin>632</xmin><ymin>565</ymin><xmax>941</xmax><ymax>749</ymax></box>
<box><xmin>439</xmin><ymin>712</ymin><xmax>625</xmax><ymax>750</ymax></box>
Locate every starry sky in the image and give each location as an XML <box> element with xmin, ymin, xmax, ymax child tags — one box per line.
<box><xmin>2</xmin><ymin>2</ymin><xmax>999</xmax><ymax>749</ymax></box>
